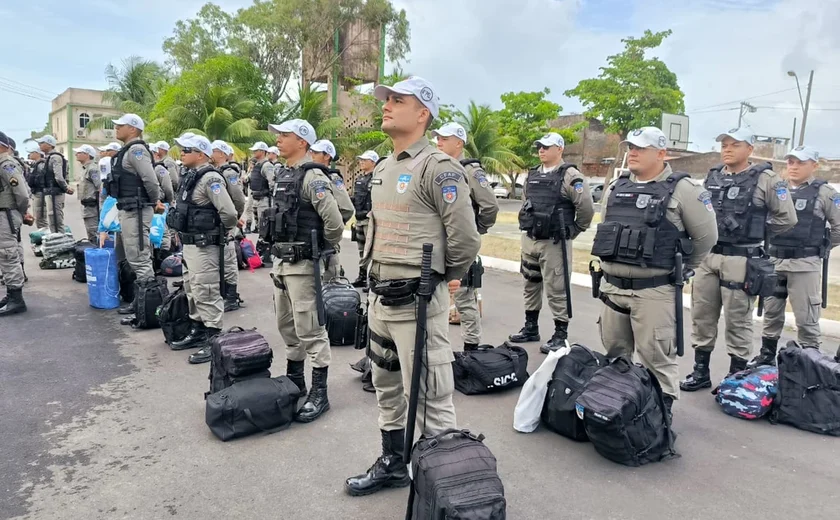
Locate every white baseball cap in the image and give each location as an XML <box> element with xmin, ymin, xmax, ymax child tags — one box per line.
<box><xmin>373</xmin><ymin>76</ymin><xmax>440</xmax><ymax>119</ymax></box>
<box><xmin>98</xmin><ymin>142</ymin><xmax>121</xmax><ymax>152</ymax></box>
<box><xmin>268</xmin><ymin>119</ymin><xmax>317</xmax><ymax>146</ymax></box>
<box><xmin>534</xmin><ymin>132</ymin><xmax>565</xmax><ymax>148</ymax></box>
<box><xmin>311</xmin><ymin>139</ymin><xmax>337</xmax><ymax>159</ymax></box>
<box><xmin>249</xmin><ymin>141</ymin><xmax>269</xmax><ymax>152</ymax></box>
<box><xmin>35</xmin><ymin>134</ymin><xmax>57</xmax><ymax>147</ymax></box>
<box><xmin>148</xmin><ymin>143</ymin><xmax>160</xmax><ymax>153</ymax></box>
<box><xmin>111</xmin><ymin>113</ymin><xmax>145</xmax><ymax>131</ymax></box>
<box><xmin>716</xmin><ymin>126</ymin><xmax>756</xmax><ymax>145</ymax></box>
<box><xmin>211</xmin><ymin>140</ymin><xmax>234</xmax><ymax>156</ymax></box>
<box><xmin>72</xmin><ymin>144</ymin><xmax>97</xmax><ymax>157</ymax></box>
<box><xmin>785</xmin><ymin>145</ymin><xmax>820</xmax><ymax>163</ymax></box>
<box><xmin>357</xmin><ymin>150</ymin><xmax>380</xmax><ymax>162</ymax></box>
<box><xmin>621</xmin><ymin>127</ymin><xmax>668</xmax><ymax>150</ymax></box>
<box><xmin>267</xmin><ymin>146</ymin><xmax>280</xmax><ymax>155</ymax></box>
<box><xmin>432</xmin><ymin>122</ymin><xmax>467</xmax><ymax>143</ymax></box>
<box><xmin>175</xmin><ymin>134</ymin><xmax>212</xmax><ymax>157</ymax></box>
<box><xmin>155</xmin><ymin>141</ymin><xmax>171</xmax><ymax>152</ymax></box>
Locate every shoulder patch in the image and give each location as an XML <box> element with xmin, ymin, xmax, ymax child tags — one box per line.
<box><xmin>228</xmin><ymin>176</ymin><xmax>238</xmax><ymax>185</ymax></box>
<box><xmin>309</xmin><ymin>179</ymin><xmax>328</xmax><ymax>190</ymax></box>
<box><xmin>572</xmin><ymin>179</ymin><xmax>584</xmax><ymax>193</ymax></box>
<box><xmin>434</xmin><ymin>171</ymin><xmax>463</xmax><ymax>185</ymax></box>
<box><xmin>831</xmin><ymin>193</ymin><xmax>840</xmax><ymax>209</ymax></box>
<box><xmin>698</xmin><ymin>190</ymin><xmax>713</xmax><ymax>212</ymax></box>
<box><xmin>472</xmin><ymin>169</ymin><xmax>490</xmax><ymax>188</ymax></box>
<box><xmin>133</xmin><ymin>149</ymin><xmax>145</xmax><ymax>160</ymax></box>
<box><xmin>209</xmin><ymin>181</ymin><xmax>223</xmax><ymax>195</ymax></box>
<box><xmin>774</xmin><ymin>181</ymin><xmax>789</xmax><ymax>201</ymax></box>
<box><xmin>2</xmin><ymin>163</ymin><xmax>15</xmax><ymax>173</ymax></box>
<box><xmin>441</xmin><ymin>185</ymin><xmax>457</xmax><ymax>204</ymax></box>
<box><xmin>332</xmin><ymin>175</ymin><xmax>345</xmax><ymax>190</ymax></box>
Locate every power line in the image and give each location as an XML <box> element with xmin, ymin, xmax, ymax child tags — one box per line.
<box><xmin>0</xmin><ymin>84</ymin><xmax>52</xmax><ymax>102</ymax></box>
<box><xmin>753</xmin><ymin>105</ymin><xmax>840</xmax><ymax>112</ymax></box>
<box><xmin>687</xmin><ymin>87</ymin><xmax>798</xmax><ymax>113</ymax></box>
<box><xmin>0</xmin><ymin>75</ymin><xmax>57</xmax><ymax>97</ymax></box>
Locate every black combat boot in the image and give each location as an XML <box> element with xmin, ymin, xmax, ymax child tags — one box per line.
<box><xmin>295</xmin><ymin>367</ymin><xmax>331</xmax><ymax>423</ymax></box>
<box><xmin>747</xmin><ymin>337</ymin><xmax>778</xmax><ymax>368</ymax></box>
<box><xmin>540</xmin><ymin>320</ymin><xmax>569</xmax><ymax>354</ymax></box>
<box><xmin>187</xmin><ymin>328</ymin><xmax>221</xmax><ymax>364</ymax></box>
<box><xmin>463</xmin><ymin>343</ymin><xmax>480</xmax><ymax>352</ymax></box>
<box><xmin>0</xmin><ymin>288</ymin><xmax>26</xmax><ymax>317</ymax></box>
<box><xmin>117</xmin><ymin>297</ymin><xmax>136</xmax><ymax>315</ymax></box>
<box><xmin>286</xmin><ymin>359</ymin><xmax>307</xmax><ymax>395</ymax></box>
<box><xmin>680</xmin><ymin>350</ymin><xmax>712</xmax><ymax>392</ymax></box>
<box><xmin>727</xmin><ymin>354</ymin><xmax>748</xmax><ymax>376</ymax></box>
<box><xmin>345</xmin><ymin>429</ymin><xmax>410</xmax><ymax>496</ymax></box>
<box><xmin>223</xmin><ymin>284</ymin><xmax>242</xmax><ymax>312</ymax></box>
<box><xmin>170</xmin><ymin>323</ymin><xmax>208</xmax><ymax>351</ymax></box>
<box><xmin>508</xmin><ymin>310</ymin><xmax>540</xmax><ymax>343</ymax></box>
<box><xmin>352</xmin><ymin>273</ymin><xmax>367</xmax><ymax>288</ymax></box>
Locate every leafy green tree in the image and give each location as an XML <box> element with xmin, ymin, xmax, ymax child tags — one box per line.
<box><xmin>564</xmin><ymin>29</ymin><xmax>685</xmax><ymax>137</ymax></box>
<box><xmin>162</xmin><ymin>4</ymin><xmax>233</xmax><ymax>70</ymax></box>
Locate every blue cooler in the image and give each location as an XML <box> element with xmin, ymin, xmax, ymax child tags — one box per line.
<box><xmin>85</xmin><ymin>248</ymin><xmax>120</xmax><ymax>309</ymax></box>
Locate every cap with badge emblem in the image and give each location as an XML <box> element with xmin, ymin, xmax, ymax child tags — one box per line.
<box><xmin>534</xmin><ymin>132</ymin><xmax>565</xmax><ymax>148</ymax></box>
<box><xmin>311</xmin><ymin>139</ymin><xmax>337</xmax><ymax>159</ymax></box>
<box><xmin>98</xmin><ymin>142</ymin><xmax>122</xmax><ymax>152</ymax></box>
<box><xmin>785</xmin><ymin>145</ymin><xmax>819</xmax><ymax>163</ymax></box>
<box><xmin>357</xmin><ymin>150</ymin><xmax>380</xmax><ymax>163</ymax></box>
<box><xmin>175</xmin><ymin>134</ymin><xmax>212</xmax><ymax>157</ymax></box>
<box><xmin>373</xmin><ymin>76</ymin><xmax>440</xmax><ymax>119</ymax></box>
<box><xmin>267</xmin><ymin>146</ymin><xmax>280</xmax><ymax>156</ymax></box>
<box><xmin>432</xmin><ymin>122</ymin><xmax>468</xmax><ymax>144</ymax></box>
<box><xmin>111</xmin><ymin>114</ymin><xmax>145</xmax><ymax>131</ymax></box>
<box><xmin>249</xmin><ymin>141</ymin><xmax>269</xmax><ymax>152</ymax></box>
<box><xmin>268</xmin><ymin>119</ymin><xmax>317</xmax><ymax>146</ymax></box>
<box><xmin>34</xmin><ymin>134</ymin><xmax>58</xmax><ymax>147</ymax></box>
<box><xmin>715</xmin><ymin>127</ymin><xmax>755</xmax><ymax>145</ymax></box>
<box><xmin>211</xmin><ymin>140</ymin><xmax>234</xmax><ymax>157</ymax></box>
<box><xmin>72</xmin><ymin>144</ymin><xmax>97</xmax><ymax>158</ymax></box>
<box><xmin>621</xmin><ymin>127</ymin><xmax>668</xmax><ymax>150</ymax></box>
<box><xmin>155</xmin><ymin>141</ymin><xmax>171</xmax><ymax>152</ymax></box>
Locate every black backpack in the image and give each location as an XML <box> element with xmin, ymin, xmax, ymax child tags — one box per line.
<box><xmin>542</xmin><ymin>344</ymin><xmax>608</xmax><ymax>441</ymax></box>
<box><xmin>771</xmin><ymin>341</ymin><xmax>840</xmax><ymax>436</ymax></box>
<box><xmin>234</xmin><ymin>239</ymin><xmax>247</xmax><ymax>270</ymax></box>
<box><xmin>205</xmin><ymin>376</ymin><xmax>302</xmax><ymax>442</ymax></box>
<box><xmin>118</xmin><ymin>259</ymin><xmax>136</xmax><ymax>303</ymax></box>
<box><xmin>453</xmin><ymin>343</ymin><xmax>529</xmax><ymax>395</ymax></box>
<box><xmin>71</xmin><ymin>241</ymin><xmax>96</xmax><ymax>283</ymax></box>
<box><xmin>158</xmin><ymin>287</ymin><xmax>192</xmax><ymax>345</ymax></box>
<box><xmin>323</xmin><ymin>277</ymin><xmax>361</xmax><ymax>346</ymax></box>
<box><xmin>132</xmin><ymin>277</ymin><xmax>169</xmax><ymax>329</ymax></box>
<box><xmin>207</xmin><ymin>327</ymin><xmax>273</xmax><ymax>397</ymax></box>
<box><xmin>576</xmin><ymin>357</ymin><xmax>677</xmax><ymax>466</ymax></box>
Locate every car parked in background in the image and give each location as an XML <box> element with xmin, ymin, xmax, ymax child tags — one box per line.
<box><xmin>491</xmin><ymin>181</ymin><xmax>524</xmax><ymax>199</ymax></box>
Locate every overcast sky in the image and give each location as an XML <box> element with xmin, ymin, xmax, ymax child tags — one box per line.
<box><xmin>2</xmin><ymin>0</ymin><xmax>838</xmax><ymax>156</ymax></box>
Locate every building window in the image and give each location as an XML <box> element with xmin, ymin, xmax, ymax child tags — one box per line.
<box><xmin>79</xmin><ymin>112</ymin><xmax>90</xmax><ymax>129</ymax></box>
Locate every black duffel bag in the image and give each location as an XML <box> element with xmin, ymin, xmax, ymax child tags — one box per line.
<box><xmin>323</xmin><ymin>277</ymin><xmax>360</xmax><ymax>346</ymax></box>
<box><xmin>205</xmin><ymin>376</ymin><xmax>302</xmax><ymax>442</ymax></box>
<box><xmin>542</xmin><ymin>344</ymin><xmax>608</xmax><ymax>441</ymax></box>
<box><xmin>72</xmin><ymin>241</ymin><xmax>96</xmax><ymax>283</ymax></box>
<box><xmin>453</xmin><ymin>343</ymin><xmax>529</xmax><ymax>395</ymax></box>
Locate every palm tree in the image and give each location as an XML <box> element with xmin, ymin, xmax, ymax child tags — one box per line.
<box><xmin>87</xmin><ymin>56</ymin><xmax>168</xmax><ymax>132</ymax></box>
<box><xmin>456</xmin><ymin>101</ymin><xmax>521</xmax><ymax>176</ymax></box>
<box><xmin>280</xmin><ymin>83</ymin><xmax>343</xmax><ymax>140</ymax></box>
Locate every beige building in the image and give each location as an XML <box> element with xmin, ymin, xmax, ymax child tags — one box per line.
<box><xmin>48</xmin><ymin>88</ymin><xmax>121</xmax><ymax>180</ymax></box>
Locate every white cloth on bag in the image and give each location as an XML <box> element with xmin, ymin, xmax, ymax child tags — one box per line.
<box><xmin>513</xmin><ymin>345</ymin><xmax>571</xmax><ymax>433</ymax></box>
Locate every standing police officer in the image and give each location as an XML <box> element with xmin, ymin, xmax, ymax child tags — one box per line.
<box><xmin>311</xmin><ymin>138</ymin><xmax>354</xmax><ymax>280</ymax></box>
<box><xmin>594</xmin><ymin>127</ymin><xmax>718</xmax><ymax>414</ymax></box>
<box><xmin>150</xmin><ymin>143</ymin><xmax>176</xmax><ymax>261</ymax></box>
<box><xmin>345</xmin><ymin>77</ymin><xmax>481</xmax><ymax>497</ymax></box>
<box><xmin>34</xmin><ymin>134</ymin><xmax>73</xmax><ymax>233</ymax></box>
<box><xmin>210</xmin><ymin>140</ymin><xmax>247</xmax><ymax>312</ymax></box>
<box><xmin>246</xmin><ymin>141</ymin><xmax>273</xmax><ymax>234</ymax></box>
<box><xmin>433</xmin><ymin>122</ymin><xmax>499</xmax><ymax>350</ymax></box>
<box><xmin>97</xmin><ymin>143</ymin><xmax>121</xmax><ymax>206</ymax></box>
<box><xmin>0</xmin><ymin>131</ymin><xmax>33</xmax><ymax>316</ymax></box>
<box><xmin>681</xmin><ymin>127</ymin><xmax>797</xmax><ymax>391</ymax></box>
<box><xmin>26</xmin><ymin>150</ymin><xmax>48</xmax><ymax>229</ymax></box>
<box><xmin>167</xmin><ymin>135</ymin><xmax>238</xmax><ymax>362</ymax></box>
<box><xmin>509</xmin><ymin>132</ymin><xmax>595</xmax><ymax>353</ymax></box>
<box><xmin>351</xmin><ymin>150</ymin><xmax>378</xmax><ymax>288</ymax></box>
<box><xmin>74</xmin><ymin>144</ymin><xmax>101</xmax><ymax>243</ymax></box>
<box><xmin>108</xmin><ymin>114</ymin><xmax>164</xmax><ymax>320</ymax></box>
<box><xmin>750</xmin><ymin>146</ymin><xmax>840</xmax><ymax>365</ymax></box>
<box><xmin>153</xmin><ymin>141</ymin><xmax>180</xmax><ymax>191</ymax></box>
<box><xmin>266</xmin><ymin>119</ymin><xmax>344</xmax><ymax>423</ymax></box>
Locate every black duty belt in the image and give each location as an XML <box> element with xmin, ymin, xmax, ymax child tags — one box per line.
<box><xmin>766</xmin><ymin>244</ymin><xmax>823</xmax><ymax>260</ymax></box>
<box><xmin>369</xmin><ymin>276</ymin><xmax>421</xmax><ymax>307</ymax></box>
<box><xmin>711</xmin><ymin>244</ymin><xmax>763</xmax><ymax>258</ymax></box>
<box><xmin>116</xmin><ymin>198</ymin><xmax>150</xmax><ymax>211</ymax></box>
<box><xmin>271</xmin><ymin>242</ymin><xmax>311</xmax><ymax>264</ymax></box>
<box><xmin>603</xmin><ymin>273</ymin><xmax>673</xmax><ymax>290</ymax></box>
<box><xmin>180</xmin><ymin>232</ymin><xmax>222</xmax><ymax>246</ymax></box>
<box><xmin>368</xmin><ymin>330</ymin><xmax>400</xmax><ymax>371</ymax></box>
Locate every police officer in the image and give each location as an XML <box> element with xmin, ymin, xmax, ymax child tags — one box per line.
<box><xmin>265</xmin><ymin>118</ymin><xmax>344</xmax><ymax>423</ymax></box>
<box><xmin>210</xmin><ymin>139</ymin><xmax>248</xmax><ymax>312</ymax></box>
<box><xmin>749</xmin><ymin>146</ymin><xmax>840</xmax><ymax>366</ymax></box>
<box><xmin>108</xmin><ymin>114</ymin><xmax>164</xmax><ymax>320</ymax></box>
<box><xmin>153</xmin><ymin>141</ymin><xmax>180</xmax><ymax>191</ymax></box>
<box><xmin>0</xmin><ymin>131</ymin><xmax>33</xmax><ymax>316</ymax></box>
<box><xmin>74</xmin><ymin>144</ymin><xmax>101</xmax><ymax>243</ymax></box>
<box><xmin>34</xmin><ymin>134</ymin><xmax>73</xmax><ymax>233</ymax></box>
<box><xmin>149</xmin><ymin>143</ymin><xmax>176</xmax><ymax>259</ymax></box>
<box><xmin>345</xmin><ymin>77</ymin><xmax>481</xmax><ymax>497</ymax></box>
<box><xmin>311</xmin><ymin>138</ymin><xmax>354</xmax><ymax>280</ymax></box>
<box><xmin>246</xmin><ymin>141</ymin><xmax>273</xmax><ymax>234</ymax></box>
<box><xmin>97</xmin><ymin>142</ymin><xmax>121</xmax><ymax>206</ymax></box>
<box><xmin>351</xmin><ymin>150</ymin><xmax>378</xmax><ymax>288</ymax></box>
<box><xmin>508</xmin><ymin>132</ymin><xmax>595</xmax><ymax>353</ymax></box>
<box><xmin>594</xmin><ymin>127</ymin><xmax>717</xmax><ymax>414</ymax></box>
<box><xmin>26</xmin><ymin>150</ymin><xmax>48</xmax><ymax>230</ymax></box>
<box><xmin>433</xmin><ymin>122</ymin><xmax>499</xmax><ymax>350</ymax></box>
<box><xmin>167</xmin><ymin>135</ymin><xmax>238</xmax><ymax>362</ymax></box>
<box><xmin>681</xmin><ymin>127</ymin><xmax>798</xmax><ymax>391</ymax></box>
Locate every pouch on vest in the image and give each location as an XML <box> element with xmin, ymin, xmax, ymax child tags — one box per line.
<box><xmin>531</xmin><ymin>212</ymin><xmax>553</xmax><ymax>240</ymax></box>
<box><xmin>166</xmin><ymin>208</ymin><xmax>188</xmax><ymax>232</ymax></box>
<box><xmin>743</xmin><ymin>257</ymin><xmax>777</xmax><ymax>297</ymax></box>
<box><xmin>591</xmin><ymin>221</ymin><xmax>622</xmax><ymax>259</ymax></box>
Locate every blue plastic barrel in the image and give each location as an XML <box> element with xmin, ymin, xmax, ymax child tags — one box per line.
<box><xmin>85</xmin><ymin>248</ymin><xmax>120</xmax><ymax>309</ymax></box>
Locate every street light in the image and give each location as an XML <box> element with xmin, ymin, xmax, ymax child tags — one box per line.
<box><xmin>787</xmin><ymin>69</ymin><xmax>814</xmax><ymax>146</ymax></box>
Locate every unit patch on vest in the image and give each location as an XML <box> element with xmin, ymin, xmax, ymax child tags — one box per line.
<box><xmin>774</xmin><ymin>181</ymin><xmax>789</xmax><ymax>201</ymax></box>
<box><xmin>434</xmin><ymin>171</ymin><xmax>460</xmax><ymax>185</ymax></box>
<box><xmin>210</xmin><ymin>182</ymin><xmax>222</xmax><ymax>195</ymax></box>
<box><xmin>795</xmin><ymin>198</ymin><xmax>807</xmax><ymax>211</ymax></box>
<box><xmin>397</xmin><ymin>174</ymin><xmax>411</xmax><ymax>194</ymax></box>
<box><xmin>698</xmin><ymin>190</ymin><xmax>713</xmax><ymax>212</ymax></box>
<box><xmin>442</xmin><ymin>185</ymin><xmax>457</xmax><ymax>204</ymax></box>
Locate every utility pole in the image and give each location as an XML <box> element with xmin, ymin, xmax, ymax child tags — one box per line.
<box><xmin>738</xmin><ymin>101</ymin><xmax>756</xmax><ymax>127</ymax></box>
<box><xmin>799</xmin><ymin>70</ymin><xmax>814</xmax><ymax>146</ymax></box>
<box><xmin>791</xmin><ymin>118</ymin><xmax>797</xmax><ymax>150</ymax></box>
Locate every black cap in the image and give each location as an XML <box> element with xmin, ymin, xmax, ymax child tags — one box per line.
<box><xmin>0</xmin><ymin>131</ymin><xmax>11</xmax><ymax>149</ymax></box>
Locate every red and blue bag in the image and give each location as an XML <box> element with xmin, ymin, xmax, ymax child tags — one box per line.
<box><xmin>715</xmin><ymin>366</ymin><xmax>778</xmax><ymax>420</ymax></box>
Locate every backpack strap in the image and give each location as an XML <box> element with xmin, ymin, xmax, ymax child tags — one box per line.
<box><xmin>644</xmin><ymin>366</ymin><xmax>678</xmax><ymax>460</ymax></box>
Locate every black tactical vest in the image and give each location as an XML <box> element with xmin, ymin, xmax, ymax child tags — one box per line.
<box><xmin>353</xmin><ymin>173</ymin><xmax>373</xmax><ymax>219</ymax></box>
<box><xmin>108</xmin><ymin>141</ymin><xmax>153</xmax><ymax>204</ymax></box>
<box><xmin>461</xmin><ymin>158</ymin><xmax>484</xmax><ymax>224</ymax></box>
<box><xmin>224</xmin><ymin>162</ymin><xmax>241</xmax><ymax>180</ymax></box>
<box><xmin>28</xmin><ymin>160</ymin><xmax>45</xmax><ymax>191</ymax></box>
<box><xmin>592</xmin><ymin>172</ymin><xmax>690</xmax><ymax>269</ymax></box>
<box><xmin>518</xmin><ymin>164</ymin><xmax>578</xmax><ymax>240</ymax></box>
<box><xmin>249</xmin><ymin>161</ymin><xmax>269</xmax><ymax>198</ymax></box>
<box><xmin>768</xmin><ymin>179</ymin><xmax>828</xmax><ymax>258</ymax></box>
<box><xmin>271</xmin><ymin>162</ymin><xmax>327</xmax><ymax>248</ymax></box>
<box><xmin>44</xmin><ymin>152</ymin><xmax>67</xmax><ymax>188</ymax></box>
<box><xmin>704</xmin><ymin>162</ymin><xmax>772</xmax><ymax>245</ymax></box>
<box><xmin>166</xmin><ymin>165</ymin><xmax>223</xmax><ymax>235</ymax></box>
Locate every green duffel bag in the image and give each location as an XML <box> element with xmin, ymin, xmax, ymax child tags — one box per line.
<box><xmin>29</xmin><ymin>226</ymin><xmax>72</xmax><ymax>246</ymax></box>
<box><xmin>39</xmin><ymin>251</ymin><xmax>75</xmax><ymax>270</ymax></box>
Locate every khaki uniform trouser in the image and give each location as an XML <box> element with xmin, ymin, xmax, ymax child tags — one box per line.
<box><xmin>324</xmin><ymin>253</ymin><xmax>343</xmax><ymax>282</ymax></box>
<box><xmin>369</xmin><ymin>284</ymin><xmax>457</xmax><ymax>434</ymax></box>
<box><xmin>356</xmin><ymin>220</ymin><xmax>368</xmax><ymax>273</ymax></box>
<box><xmin>119</xmin><ymin>207</ymin><xmax>155</xmax><ymax>282</ymax></box>
<box><xmin>32</xmin><ymin>194</ymin><xmax>48</xmax><ymax>230</ymax></box>
<box><xmin>83</xmin><ymin>217</ymin><xmax>99</xmax><ymax>243</ymax></box>
<box><xmin>182</xmin><ymin>243</ymin><xmax>224</xmax><ymax>330</ymax></box>
<box><xmin>45</xmin><ymin>193</ymin><xmax>65</xmax><ymax>233</ymax></box>
<box><xmin>453</xmin><ymin>287</ymin><xmax>481</xmax><ymax>344</ymax></box>
<box><xmin>599</xmin><ymin>287</ymin><xmax>679</xmax><ymax>399</ymax></box>
<box><xmin>762</xmin><ymin>267</ymin><xmax>822</xmax><ymax>347</ymax></box>
<box><xmin>690</xmin><ymin>252</ymin><xmax>754</xmax><ymax>359</ymax></box>
<box><xmin>223</xmin><ymin>238</ymin><xmax>238</xmax><ymax>286</ymax></box>
<box><xmin>253</xmin><ymin>197</ymin><xmax>270</xmax><ymax>230</ymax></box>
<box><xmin>0</xmin><ymin>210</ymin><xmax>24</xmax><ymax>289</ymax></box>
<box><xmin>273</xmin><ymin>271</ymin><xmax>331</xmax><ymax>368</ymax></box>
<box><xmin>520</xmin><ymin>235</ymin><xmax>571</xmax><ymax>322</ymax></box>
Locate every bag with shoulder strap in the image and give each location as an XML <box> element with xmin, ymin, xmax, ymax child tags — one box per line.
<box><xmin>453</xmin><ymin>343</ymin><xmax>529</xmax><ymax>395</ymax></box>
<box><xmin>541</xmin><ymin>344</ymin><xmax>608</xmax><ymax>441</ymax></box>
<box><xmin>118</xmin><ymin>259</ymin><xmax>136</xmax><ymax>303</ymax></box>
<box><xmin>131</xmin><ymin>277</ymin><xmax>169</xmax><ymax>329</ymax></box>
<box><xmin>323</xmin><ymin>277</ymin><xmax>361</xmax><ymax>346</ymax></box>
<box><xmin>158</xmin><ymin>286</ymin><xmax>192</xmax><ymax>345</ymax></box>
<box><xmin>715</xmin><ymin>365</ymin><xmax>778</xmax><ymax>420</ymax></box>
<box><xmin>71</xmin><ymin>241</ymin><xmax>96</xmax><ymax>282</ymax></box>
<box><xmin>205</xmin><ymin>376</ymin><xmax>302</xmax><ymax>442</ymax></box>
<box><xmin>207</xmin><ymin>327</ymin><xmax>274</xmax><ymax>397</ymax></box>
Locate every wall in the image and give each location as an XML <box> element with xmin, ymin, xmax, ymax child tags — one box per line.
<box><xmin>549</xmin><ymin>115</ymin><xmax>622</xmax><ymax>177</ymax></box>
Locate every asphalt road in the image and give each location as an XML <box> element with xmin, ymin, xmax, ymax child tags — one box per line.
<box><xmin>2</xmin><ymin>197</ymin><xmax>839</xmax><ymax>520</ymax></box>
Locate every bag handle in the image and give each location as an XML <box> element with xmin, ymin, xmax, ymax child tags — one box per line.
<box><xmin>612</xmin><ymin>356</ymin><xmax>634</xmax><ymax>373</ymax></box>
<box><xmin>571</xmin><ymin>343</ymin><xmax>603</xmax><ymax>365</ymax></box>
<box><xmin>422</xmin><ymin>428</ymin><xmax>485</xmax><ymax>450</ymax></box>
<box><xmin>243</xmin><ymin>400</ymin><xmax>290</xmax><ymax>435</ymax></box>
<box><xmin>225</xmin><ymin>326</ymin><xmax>256</xmax><ymax>333</ymax></box>
<box><xmin>327</xmin><ymin>276</ymin><xmax>352</xmax><ymax>286</ymax></box>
